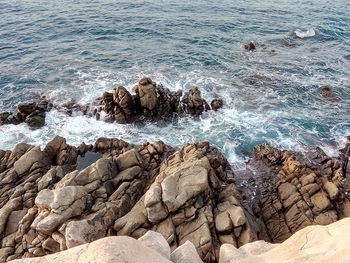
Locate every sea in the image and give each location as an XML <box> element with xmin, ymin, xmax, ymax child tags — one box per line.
<box><xmin>1</xmin><ymin>0</ymin><xmax>349</xmax><ymax>169</ymax></box>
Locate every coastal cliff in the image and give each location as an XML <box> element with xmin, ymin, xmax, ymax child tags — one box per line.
<box><xmin>0</xmin><ymin>136</ymin><xmax>348</xmax><ymax>262</ymax></box>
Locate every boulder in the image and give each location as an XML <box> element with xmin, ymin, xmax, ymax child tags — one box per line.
<box><xmin>219</xmin><ymin>218</ymin><xmax>350</xmax><ymax>263</ymax></box>
<box><xmin>171</xmin><ymin>240</ymin><xmax>204</xmax><ymax>263</ymax></box>
<box><xmin>10</xmin><ymin>236</ymin><xmax>173</xmax><ymax>263</ymax></box>
<box><xmin>138</xmin><ymin>231</ymin><xmax>171</xmax><ymax>259</ymax></box>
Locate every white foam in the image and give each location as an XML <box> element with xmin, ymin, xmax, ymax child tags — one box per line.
<box><xmin>0</xmin><ymin>69</ymin><xmax>346</xmax><ymax>166</ymax></box>
<box><xmin>295</xmin><ymin>28</ymin><xmax>316</xmax><ymax>38</ymax></box>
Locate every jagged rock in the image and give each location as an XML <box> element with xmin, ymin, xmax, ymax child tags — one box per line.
<box><xmin>181</xmin><ymin>87</ymin><xmax>210</xmax><ymax>116</ymax></box>
<box><xmin>2</xmin><ymin>138</ymin><xmax>349</xmax><ymax>263</ymax></box>
<box><xmin>133</xmin><ymin>78</ymin><xmax>158</xmax><ymax>112</ymax></box>
<box><xmin>112</xmin><ymin>86</ymin><xmax>134</xmax><ymax>123</ymax></box>
<box><xmin>14</xmin><ymin>146</ymin><xmax>50</xmax><ymax>176</ymax></box>
<box><xmin>171</xmin><ymin>240</ymin><xmax>204</xmax><ymax>263</ymax></box>
<box><xmin>250</xmin><ymin>143</ymin><xmax>350</xmax><ymax>243</ymax></box>
<box><xmin>114</xmin><ymin>142</ymin><xmax>265</xmax><ymax>262</ymax></box>
<box><xmin>0</xmin><ymin>98</ymin><xmax>52</xmax><ymax>128</ymax></box>
<box><xmin>1</xmin><ymin>78</ymin><xmax>223</xmax><ymax>128</ymax></box>
<box><xmin>44</xmin><ymin>136</ymin><xmax>78</xmax><ymax>166</ymax></box>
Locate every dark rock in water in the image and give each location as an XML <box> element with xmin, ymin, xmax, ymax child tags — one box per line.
<box><xmin>0</xmin><ymin>97</ymin><xmax>51</xmax><ymax>128</ymax></box>
<box><xmin>112</xmin><ymin>86</ymin><xmax>135</xmax><ymax>123</ymax></box>
<box><xmin>210</xmin><ymin>99</ymin><xmax>224</xmax><ymax>111</ymax></box>
<box><xmin>0</xmin><ymin>112</ymin><xmax>11</xmax><ymax>125</ymax></box>
<box><xmin>244</xmin><ymin>42</ymin><xmax>256</xmax><ymax>50</ymax></box>
<box><xmin>25</xmin><ymin>111</ymin><xmax>45</xmax><ymax>128</ymax></box>
<box><xmin>0</xmin><ymin>78</ymin><xmax>223</xmax><ymax>128</ymax></box>
<box><xmin>92</xmin><ymin>77</ymin><xmax>217</xmax><ymax>123</ymax></box>
<box><xmin>181</xmin><ymin>87</ymin><xmax>210</xmax><ymax>116</ymax></box>
<box><xmin>133</xmin><ymin>79</ymin><xmax>158</xmax><ymax>114</ymax></box>
<box><xmin>76</xmin><ymin>151</ymin><xmax>102</xmax><ymax>171</ymax></box>
<box><xmin>320</xmin><ymin>86</ymin><xmax>340</xmax><ymax>102</ymax></box>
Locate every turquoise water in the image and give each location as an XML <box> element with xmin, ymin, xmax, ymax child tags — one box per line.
<box><xmin>0</xmin><ymin>0</ymin><xmax>349</xmax><ymax>165</ymax></box>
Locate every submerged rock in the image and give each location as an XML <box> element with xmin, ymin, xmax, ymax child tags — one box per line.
<box><xmin>244</xmin><ymin>42</ymin><xmax>256</xmax><ymax>51</ymax></box>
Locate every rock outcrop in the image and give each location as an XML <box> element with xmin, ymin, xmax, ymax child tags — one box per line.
<box><xmin>93</xmin><ymin>77</ymin><xmax>222</xmax><ymax>123</ymax></box>
<box><xmin>0</xmin><ymin>138</ymin><xmax>349</xmax><ymax>263</ymax></box>
<box><xmin>9</xmin><ymin>231</ymin><xmax>181</xmax><ymax>263</ymax></box>
<box><xmin>0</xmin><ymin>136</ymin><xmax>263</xmax><ymax>262</ymax></box>
<box><xmin>249</xmin><ymin>143</ymin><xmax>350</xmax><ymax>242</ymax></box>
<box><xmin>0</xmin><ymin>98</ymin><xmax>52</xmax><ymax>128</ymax></box>
<box><xmin>219</xmin><ymin>217</ymin><xmax>350</xmax><ymax>263</ymax></box>
<box><xmin>0</xmin><ymin>78</ymin><xmax>223</xmax><ymax>128</ymax></box>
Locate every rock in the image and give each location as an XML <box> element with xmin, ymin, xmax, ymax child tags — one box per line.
<box><xmin>42</xmin><ymin>237</ymin><xmax>60</xmax><ymax>253</ymax></box>
<box><xmin>44</xmin><ymin>136</ymin><xmax>78</xmax><ymax>166</ymax></box>
<box><xmin>25</xmin><ymin>111</ymin><xmax>45</xmax><ymax>128</ymax></box>
<box><xmin>161</xmin><ymin>159</ymin><xmax>209</xmax><ymax>212</ymax></box>
<box><xmin>14</xmin><ymin>146</ymin><xmax>50</xmax><ymax>176</ymax></box>
<box><xmin>4</xmin><ymin>209</ymin><xmax>28</xmax><ymax>236</ymax></box>
<box><xmin>244</xmin><ymin>42</ymin><xmax>256</xmax><ymax>50</ymax></box>
<box><xmin>10</xmin><ymin>236</ymin><xmax>173</xmax><ymax>263</ymax></box>
<box><xmin>323</xmin><ymin>181</ymin><xmax>339</xmax><ymax>200</ymax></box>
<box><xmin>65</xmin><ymin>218</ymin><xmax>107</xmax><ymax>249</ymax></box>
<box><xmin>181</xmin><ymin>87</ymin><xmax>209</xmax><ymax>116</ymax></box>
<box><xmin>171</xmin><ymin>240</ymin><xmax>204</xmax><ymax>263</ymax></box>
<box><xmin>33</xmin><ymin>186</ymin><xmax>88</xmax><ymax>234</ymax></box>
<box><xmin>134</xmin><ymin>80</ymin><xmax>158</xmax><ymax>112</ymax></box>
<box><xmin>210</xmin><ymin>99</ymin><xmax>223</xmax><ymax>111</ymax></box>
<box><xmin>218</xmin><ymin>218</ymin><xmax>350</xmax><ymax>263</ymax></box>
<box><xmin>138</xmin><ymin>231</ymin><xmax>171</xmax><ymax>259</ymax></box>
<box><xmin>112</xmin><ymin>86</ymin><xmax>134</xmax><ymax>123</ymax></box>
<box><xmin>251</xmin><ymin>143</ymin><xmax>346</xmax><ymax>243</ymax></box>
<box><xmin>115</xmin><ymin>149</ymin><xmax>142</xmax><ymax>170</ymax></box>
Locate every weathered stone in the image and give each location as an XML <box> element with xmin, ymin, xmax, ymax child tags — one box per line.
<box><xmin>138</xmin><ymin>231</ymin><xmax>171</xmax><ymax>259</ymax></box>
<box><xmin>171</xmin><ymin>240</ymin><xmax>204</xmax><ymax>263</ymax></box>
<box><xmin>14</xmin><ymin>147</ymin><xmax>49</xmax><ymax>176</ymax></box>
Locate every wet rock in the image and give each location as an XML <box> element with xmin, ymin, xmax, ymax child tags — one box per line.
<box><xmin>320</xmin><ymin>86</ymin><xmax>339</xmax><ymax>102</ymax></box>
<box><xmin>112</xmin><ymin>86</ymin><xmax>134</xmax><ymax>123</ymax></box>
<box><xmin>182</xmin><ymin>87</ymin><xmax>210</xmax><ymax>116</ymax></box>
<box><xmin>211</xmin><ymin>99</ymin><xmax>224</xmax><ymax>111</ymax></box>
<box><xmin>244</xmin><ymin>42</ymin><xmax>256</xmax><ymax>50</ymax></box>
<box><xmin>0</xmin><ymin>97</ymin><xmax>52</xmax><ymax>128</ymax></box>
<box><xmin>133</xmin><ymin>79</ymin><xmax>158</xmax><ymax>113</ymax></box>
<box><xmin>25</xmin><ymin>111</ymin><xmax>45</xmax><ymax>128</ymax></box>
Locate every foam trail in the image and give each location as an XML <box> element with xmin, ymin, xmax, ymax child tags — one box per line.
<box><xmin>295</xmin><ymin>28</ymin><xmax>316</xmax><ymax>38</ymax></box>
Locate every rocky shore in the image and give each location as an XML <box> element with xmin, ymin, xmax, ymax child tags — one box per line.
<box><xmin>0</xmin><ymin>78</ymin><xmax>223</xmax><ymax>128</ymax></box>
<box><xmin>0</xmin><ymin>135</ymin><xmax>349</xmax><ymax>262</ymax></box>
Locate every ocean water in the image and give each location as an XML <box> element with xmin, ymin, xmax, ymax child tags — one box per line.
<box><xmin>0</xmin><ymin>0</ymin><xmax>349</xmax><ymax>166</ymax></box>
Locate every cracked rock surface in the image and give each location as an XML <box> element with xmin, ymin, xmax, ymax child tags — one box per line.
<box><xmin>0</xmin><ymin>138</ymin><xmax>349</xmax><ymax>262</ymax></box>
